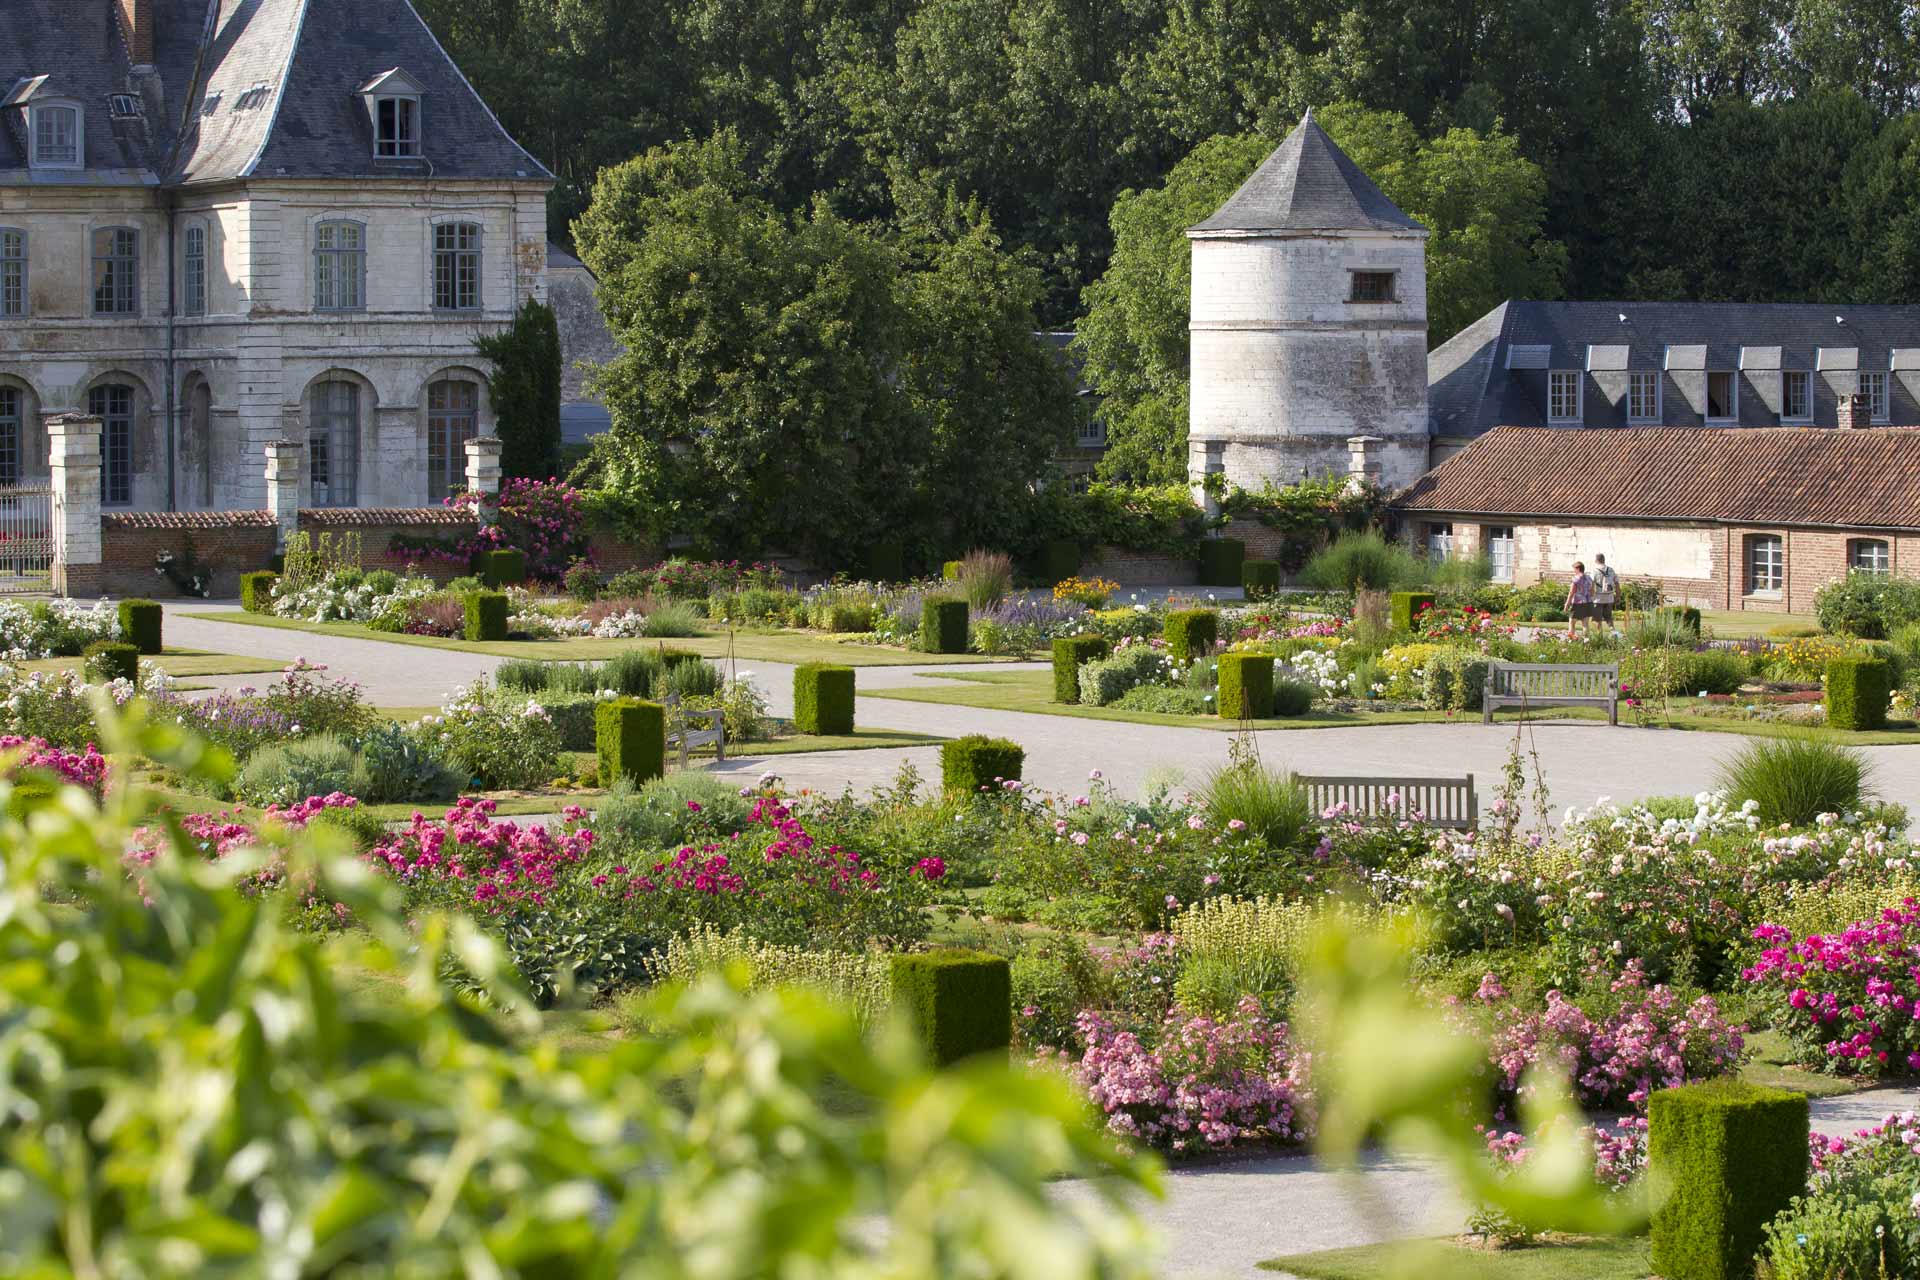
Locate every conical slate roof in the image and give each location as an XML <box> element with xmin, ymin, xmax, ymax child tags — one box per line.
<box><xmin>1191</xmin><ymin>110</ymin><xmax>1424</xmax><ymax>235</ymax></box>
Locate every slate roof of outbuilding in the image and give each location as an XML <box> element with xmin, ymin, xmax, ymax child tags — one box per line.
<box><xmin>1191</xmin><ymin>110</ymin><xmax>1424</xmax><ymax>236</ymax></box>
<box><xmin>1394</xmin><ymin>424</ymin><xmax>1920</xmax><ymax>530</ymax></box>
<box><xmin>1427</xmin><ymin>300</ymin><xmax>1920</xmax><ymax>437</ymax></box>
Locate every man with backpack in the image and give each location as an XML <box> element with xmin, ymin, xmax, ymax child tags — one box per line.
<box><xmin>1592</xmin><ymin>554</ymin><xmax>1620</xmax><ymax>628</ymax></box>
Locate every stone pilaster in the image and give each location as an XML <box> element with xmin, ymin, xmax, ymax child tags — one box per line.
<box><xmin>49</xmin><ymin>414</ymin><xmax>104</xmax><ymax>598</ymax></box>
<box><xmin>264</xmin><ymin>440</ymin><xmax>302</xmax><ymax>552</ymax></box>
<box><xmin>465</xmin><ymin>435</ymin><xmax>503</xmax><ymax>526</ymax></box>
<box><xmin>1346</xmin><ymin>434</ymin><xmax>1384</xmax><ymax>494</ymax></box>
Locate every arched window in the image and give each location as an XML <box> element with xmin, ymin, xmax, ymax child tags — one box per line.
<box><xmin>183</xmin><ymin>223</ymin><xmax>207</xmax><ymax>317</ymax></box>
<box><xmin>427</xmin><ymin>379</ymin><xmax>477</xmax><ymax>503</ymax></box>
<box><xmin>87</xmin><ymin>383</ymin><xmax>134</xmax><ymax>506</ymax></box>
<box><xmin>0</xmin><ymin>386</ymin><xmax>20</xmax><ymax>488</ymax></box>
<box><xmin>0</xmin><ymin>229</ymin><xmax>23</xmax><ymax>317</ymax></box>
<box><xmin>432</xmin><ymin>222</ymin><xmax>480</xmax><ymax>311</ymax></box>
<box><xmin>313</xmin><ymin>221</ymin><xmax>365</xmax><ymax>311</ymax></box>
<box><xmin>91</xmin><ymin>228</ymin><xmax>139</xmax><ymax>316</ymax></box>
<box><xmin>309</xmin><ymin>380</ymin><xmax>359</xmax><ymax>507</ymax></box>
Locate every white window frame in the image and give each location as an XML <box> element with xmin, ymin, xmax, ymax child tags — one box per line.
<box><xmin>374</xmin><ymin>95</ymin><xmax>421</xmax><ymax>159</ymax></box>
<box><xmin>28</xmin><ymin>103</ymin><xmax>81</xmax><ymax>169</ymax></box>
<box><xmin>1745</xmin><ymin>534</ymin><xmax>1784</xmax><ymax>595</ymax></box>
<box><xmin>0</xmin><ymin>228</ymin><xmax>24</xmax><ymax>318</ymax></box>
<box><xmin>1626</xmin><ymin>370</ymin><xmax>1660</xmax><ymax>423</ymax></box>
<box><xmin>1485</xmin><ymin>525</ymin><xmax>1516</xmax><ymax>583</ymax></box>
<box><xmin>1781</xmin><ymin>370</ymin><xmax>1811</xmax><ymax>422</ymax></box>
<box><xmin>1425</xmin><ymin>521</ymin><xmax>1454</xmax><ymax>563</ymax></box>
<box><xmin>1547</xmin><ymin>370</ymin><xmax>1582</xmax><ymax>423</ymax></box>
<box><xmin>1706</xmin><ymin>370</ymin><xmax>1738</xmax><ymax>423</ymax></box>
<box><xmin>312</xmin><ymin>220</ymin><xmax>367</xmax><ymax>312</ymax></box>
<box><xmin>1861</xmin><ymin>370</ymin><xmax>1890</xmax><ymax>423</ymax></box>
<box><xmin>182</xmin><ymin>221</ymin><xmax>207</xmax><ymax>318</ymax></box>
<box><xmin>1850</xmin><ymin>538</ymin><xmax>1891</xmax><ymax>575</ymax></box>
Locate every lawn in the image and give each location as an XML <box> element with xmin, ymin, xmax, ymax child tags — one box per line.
<box><xmin>1701</xmin><ymin>608</ymin><xmax>1813</xmax><ymax>639</ymax></box>
<box><xmin>1262</xmin><ymin>1234</ymin><xmax>1650</xmax><ymax>1280</ymax></box>
<box><xmin>864</xmin><ymin>670</ymin><xmax>1920</xmax><ymax>742</ymax></box>
<box><xmin>1738</xmin><ymin>1026</ymin><xmax>1878</xmax><ymax>1098</ymax></box>
<box><xmin>22</xmin><ymin>647</ymin><xmax>288</xmax><ymax>679</ymax></box>
<box><xmin>183</xmin><ymin>611</ymin><xmax>1017</xmax><ymax>666</ymax></box>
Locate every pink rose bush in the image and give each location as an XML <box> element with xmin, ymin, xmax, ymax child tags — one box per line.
<box><xmin>370</xmin><ymin>797</ymin><xmax>597</xmax><ymax>908</ymax></box>
<box><xmin>1744</xmin><ymin>900</ymin><xmax>1920</xmax><ymax>1075</ymax></box>
<box><xmin>1073</xmin><ymin>996</ymin><xmax>1313</xmax><ymax>1152</ymax></box>
<box><xmin>1</xmin><ymin>734</ymin><xmax>107</xmax><ymax>797</ymax></box>
<box><xmin>128</xmin><ymin>793</ymin><xmax>362</xmax><ymax>899</ymax></box>
<box><xmin>1479</xmin><ymin>1115</ymin><xmax>1649</xmax><ymax>1193</ymax></box>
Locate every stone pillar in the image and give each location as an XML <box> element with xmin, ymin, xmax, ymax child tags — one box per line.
<box><xmin>465</xmin><ymin>435</ymin><xmax>504</xmax><ymax>526</ymax></box>
<box><xmin>264</xmin><ymin>440</ymin><xmax>303</xmax><ymax>552</ymax></box>
<box><xmin>1346</xmin><ymin>435</ymin><xmax>1384</xmax><ymax>494</ymax></box>
<box><xmin>48</xmin><ymin>414</ymin><xmax>104</xmax><ymax>598</ymax></box>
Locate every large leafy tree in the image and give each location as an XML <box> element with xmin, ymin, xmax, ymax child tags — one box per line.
<box><xmin>1079</xmin><ymin>106</ymin><xmax>1565</xmax><ymax>483</ymax></box>
<box><xmin>574</xmin><ymin>134</ymin><xmax>1073</xmax><ymax>564</ymax></box>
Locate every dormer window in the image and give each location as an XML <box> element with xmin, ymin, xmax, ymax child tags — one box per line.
<box><xmin>357</xmin><ymin>69</ymin><xmax>425</xmax><ymax>160</ymax></box>
<box><xmin>30</xmin><ymin>103</ymin><xmax>80</xmax><ymax>168</ymax></box>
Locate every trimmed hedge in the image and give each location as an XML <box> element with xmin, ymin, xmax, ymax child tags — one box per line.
<box><xmin>1041</xmin><ymin>538</ymin><xmax>1080</xmax><ymax>586</ymax></box>
<box><xmin>890</xmin><ymin>950</ymin><xmax>1013</xmax><ymax>1066</ymax></box>
<box><xmin>1197</xmin><ymin>538</ymin><xmax>1245</xmax><ymax>587</ymax></box>
<box><xmin>535</xmin><ymin>692</ymin><xmax>599</xmax><ymax>750</ymax></box>
<box><xmin>794</xmin><ymin>663</ymin><xmax>855</xmax><ymax>735</ymax></box>
<box><xmin>941</xmin><ymin>560</ymin><xmax>963</xmax><ymax>581</ymax></box>
<box><xmin>1242</xmin><ymin>559</ymin><xmax>1281</xmax><ymax>599</ymax></box>
<box><xmin>1826</xmin><ymin>654</ymin><xmax>1891</xmax><ymax>731</ymax></box>
<box><xmin>1216</xmin><ymin>652</ymin><xmax>1274</xmax><ymax>719</ymax></box>
<box><xmin>1422</xmin><ymin>650</ymin><xmax>1491</xmax><ymax>713</ymax></box>
<box><xmin>595</xmin><ymin>698</ymin><xmax>665</xmax><ymax>786</ymax></box>
<box><xmin>1649</xmin><ymin>1079</ymin><xmax>1807</xmax><ymax>1280</ymax></box>
<box><xmin>479</xmin><ymin>548</ymin><xmax>527</xmax><ymax>587</ymax></box>
<box><xmin>1163</xmin><ymin>608</ymin><xmax>1219</xmax><ymax>662</ymax></box>
<box><xmin>867</xmin><ymin>543</ymin><xmax>905</xmax><ymax>584</ymax></box>
<box><xmin>463</xmin><ymin>591</ymin><xmax>509</xmax><ymax>641</ymax></box>
<box><xmin>240</xmin><ymin>571</ymin><xmax>279</xmax><ymax>614</ymax></box>
<box><xmin>922</xmin><ymin>598</ymin><xmax>969</xmax><ymax>654</ymax></box>
<box><xmin>84</xmin><ymin>641</ymin><xmax>139</xmax><ymax>684</ymax></box>
<box><xmin>118</xmin><ymin>598</ymin><xmax>162</xmax><ymax>654</ymax></box>
<box><xmin>1051</xmin><ymin>635</ymin><xmax>1110</xmax><ymax>703</ymax></box>
<box><xmin>1390</xmin><ymin>591</ymin><xmax>1436</xmax><ymax>633</ymax></box>
<box><xmin>1078</xmin><ymin>645</ymin><xmax>1165</xmax><ymax>706</ymax></box>
<box><xmin>941</xmin><ymin>734</ymin><xmax>1024</xmax><ymax>794</ymax></box>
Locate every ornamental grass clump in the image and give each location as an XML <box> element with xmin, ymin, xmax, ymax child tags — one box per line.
<box><xmin>633</xmin><ymin>924</ymin><xmax>893</xmax><ymax>1031</ymax></box>
<box><xmin>955</xmin><ymin>550</ymin><xmax>1013</xmax><ymax>610</ymax></box>
<box><xmin>1301</xmin><ymin>530</ymin><xmax>1424</xmax><ymax>592</ymax></box>
<box><xmin>1716</xmin><ymin>732</ymin><xmax>1871</xmax><ymax>826</ymax></box>
<box><xmin>1199</xmin><ymin>761</ymin><xmax>1310</xmax><ymax>853</ymax></box>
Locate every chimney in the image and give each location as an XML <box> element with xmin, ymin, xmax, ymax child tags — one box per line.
<box><xmin>116</xmin><ymin>0</ymin><xmax>154</xmax><ymax>67</ymax></box>
<box><xmin>1838</xmin><ymin>392</ymin><xmax>1868</xmax><ymax>430</ymax></box>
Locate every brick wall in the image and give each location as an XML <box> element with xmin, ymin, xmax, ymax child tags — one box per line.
<box><xmin>101</xmin><ymin>511</ymin><xmax>278</xmax><ymax>598</ymax></box>
<box><xmin>1087</xmin><ymin>546</ymin><xmax>1199</xmax><ymax>587</ymax></box>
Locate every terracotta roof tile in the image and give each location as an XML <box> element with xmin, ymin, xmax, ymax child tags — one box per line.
<box><xmin>105</xmin><ymin>510</ymin><xmax>275</xmax><ymax>530</ymax></box>
<box><xmin>299</xmin><ymin>507</ymin><xmax>476</xmax><ymax>526</ymax></box>
<box><xmin>1395</xmin><ymin>425</ymin><xmax>1920</xmax><ymax>530</ymax></box>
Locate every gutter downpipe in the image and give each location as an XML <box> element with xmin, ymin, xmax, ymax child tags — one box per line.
<box><xmin>164</xmin><ymin>193</ymin><xmax>177</xmax><ymax>511</ymax></box>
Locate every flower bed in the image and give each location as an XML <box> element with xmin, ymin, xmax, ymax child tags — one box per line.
<box><xmin>1745</xmin><ymin>899</ymin><xmax>1920</xmax><ymax>1074</ymax></box>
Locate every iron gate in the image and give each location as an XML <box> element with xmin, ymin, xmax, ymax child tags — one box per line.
<box><xmin>0</xmin><ymin>485</ymin><xmax>54</xmax><ymax>594</ymax></box>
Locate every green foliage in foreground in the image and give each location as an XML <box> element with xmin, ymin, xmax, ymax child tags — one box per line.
<box><xmin>0</xmin><ymin>704</ymin><xmax>1160</xmax><ymax>1277</ymax></box>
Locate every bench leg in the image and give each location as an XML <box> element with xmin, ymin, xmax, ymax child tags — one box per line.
<box><xmin>1482</xmin><ymin>702</ymin><xmax>1492</xmax><ymax>725</ymax></box>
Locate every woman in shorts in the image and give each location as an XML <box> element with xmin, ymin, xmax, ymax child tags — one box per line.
<box><xmin>1564</xmin><ymin>561</ymin><xmax>1594</xmax><ymax>636</ymax></box>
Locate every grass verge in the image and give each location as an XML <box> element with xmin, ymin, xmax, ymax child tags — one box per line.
<box><xmin>181</xmin><ymin>611</ymin><xmax>1013</xmax><ymax>666</ymax></box>
<box><xmin>1738</xmin><ymin>1026</ymin><xmax>1878</xmax><ymax>1098</ymax></box>
<box><xmin>23</xmin><ymin>647</ymin><xmax>288</xmax><ymax>678</ymax></box>
<box><xmin>1261</xmin><ymin>1234</ymin><xmax>1649</xmax><ymax>1280</ymax></box>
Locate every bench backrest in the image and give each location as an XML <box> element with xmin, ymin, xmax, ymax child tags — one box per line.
<box><xmin>1297</xmin><ymin>774</ymin><xmax>1477</xmax><ymax>830</ymax></box>
<box><xmin>1487</xmin><ymin>661</ymin><xmax>1618</xmax><ymax>700</ymax></box>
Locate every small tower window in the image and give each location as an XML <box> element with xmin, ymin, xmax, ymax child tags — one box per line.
<box><xmin>1348</xmin><ymin>271</ymin><xmax>1395</xmax><ymax>303</ymax></box>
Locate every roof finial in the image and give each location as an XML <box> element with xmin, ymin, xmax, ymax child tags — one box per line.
<box><xmin>1303</xmin><ymin>105</ymin><xmax>1315</xmax><ymax>125</ymax></box>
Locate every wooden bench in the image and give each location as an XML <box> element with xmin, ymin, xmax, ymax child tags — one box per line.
<box><xmin>1482</xmin><ymin>661</ymin><xmax>1620</xmax><ymax>726</ymax></box>
<box><xmin>1298</xmin><ymin>774</ymin><xmax>1478</xmax><ymax>831</ymax></box>
<box><xmin>663</xmin><ymin>692</ymin><xmax>726</xmax><ymax>766</ymax></box>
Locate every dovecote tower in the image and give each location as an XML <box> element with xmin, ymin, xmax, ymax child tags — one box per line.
<box><xmin>1187</xmin><ymin>110</ymin><xmax>1431</xmax><ymax>499</ymax></box>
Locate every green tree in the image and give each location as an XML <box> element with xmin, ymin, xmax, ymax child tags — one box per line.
<box><xmin>1079</xmin><ymin>107</ymin><xmax>1564</xmax><ymax>483</ymax></box>
<box><xmin>476</xmin><ymin>297</ymin><xmax>563</xmax><ymax>481</ymax></box>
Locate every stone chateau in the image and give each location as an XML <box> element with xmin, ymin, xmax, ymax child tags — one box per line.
<box><xmin>0</xmin><ymin>0</ymin><xmax>553</xmax><ymax>513</ymax></box>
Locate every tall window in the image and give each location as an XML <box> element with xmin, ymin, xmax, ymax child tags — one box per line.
<box><xmin>30</xmin><ymin>105</ymin><xmax>79</xmax><ymax>167</ymax></box>
<box><xmin>432</xmin><ymin>223</ymin><xmax>480</xmax><ymax>311</ymax></box>
<box><xmin>1348</xmin><ymin>271</ymin><xmax>1394</xmax><ymax>302</ymax></box>
<box><xmin>1548</xmin><ymin>370</ymin><xmax>1580</xmax><ymax>421</ymax></box>
<box><xmin>0</xmin><ymin>229</ymin><xmax>23</xmax><ymax>317</ymax></box>
<box><xmin>1782</xmin><ymin>370</ymin><xmax>1811</xmax><ymax>421</ymax></box>
<box><xmin>1486</xmin><ymin>526</ymin><xmax>1515</xmax><ymax>583</ymax></box>
<box><xmin>309</xmin><ymin>381</ymin><xmax>359</xmax><ymax>507</ymax></box>
<box><xmin>88</xmin><ymin>384</ymin><xmax>133</xmax><ymax>506</ymax></box>
<box><xmin>183</xmin><ymin>224</ymin><xmax>207</xmax><ymax>317</ymax></box>
<box><xmin>1746</xmin><ymin>534</ymin><xmax>1784</xmax><ymax>594</ymax></box>
<box><xmin>1627</xmin><ymin>371</ymin><xmax>1659</xmax><ymax>422</ymax></box>
<box><xmin>427</xmin><ymin>379</ymin><xmax>478</xmax><ymax>503</ymax></box>
<box><xmin>1425</xmin><ymin>522</ymin><xmax>1454</xmax><ymax>563</ymax></box>
<box><xmin>1706</xmin><ymin>370</ymin><xmax>1737</xmax><ymax>421</ymax></box>
<box><xmin>1851</xmin><ymin>539</ymin><xmax>1891</xmax><ymax>575</ymax></box>
<box><xmin>1861</xmin><ymin>371</ymin><xmax>1890</xmax><ymax>422</ymax></box>
<box><xmin>313</xmin><ymin>221</ymin><xmax>365</xmax><ymax>311</ymax></box>
<box><xmin>376</xmin><ymin>97</ymin><xmax>420</xmax><ymax>157</ymax></box>
<box><xmin>0</xmin><ymin>387</ymin><xmax>19</xmax><ymax>488</ymax></box>
<box><xmin>91</xmin><ymin>228</ymin><xmax>138</xmax><ymax>316</ymax></box>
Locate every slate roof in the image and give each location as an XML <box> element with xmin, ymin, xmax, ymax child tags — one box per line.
<box><xmin>1192</xmin><ymin>110</ymin><xmax>1424</xmax><ymax>236</ymax></box>
<box><xmin>1395</xmin><ymin>425</ymin><xmax>1920</xmax><ymax>530</ymax></box>
<box><xmin>0</xmin><ymin>0</ymin><xmax>551</xmax><ymax>186</ymax></box>
<box><xmin>1427</xmin><ymin>300</ymin><xmax>1920</xmax><ymax>436</ymax></box>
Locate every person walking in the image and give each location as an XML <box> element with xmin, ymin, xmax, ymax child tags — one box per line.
<box><xmin>1564</xmin><ymin>561</ymin><xmax>1594</xmax><ymax>637</ymax></box>
<box><xmin>1592</xmin><ymin>554</ymin><xmax>1619</xmax><ymax>629</ymax></box>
